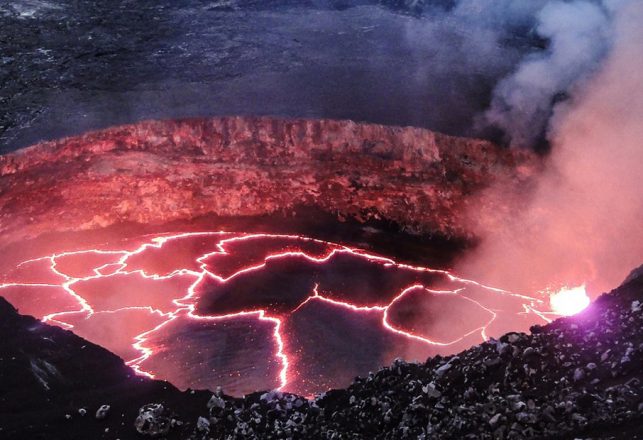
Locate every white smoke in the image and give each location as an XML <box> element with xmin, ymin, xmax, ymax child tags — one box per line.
<box><xmin>481</xmin><ymin>0</ymin><xmax>617</xmax><ymax>147</ymax></box>
<box><xmin>402</xmin><ymin>0</ymin><xmax>630</xmax><ymax>147</ymax></box>
<box><xmin>457</xmin><ymin>0</ymin><xmax>643</xmax><ymax>296</ymax></box>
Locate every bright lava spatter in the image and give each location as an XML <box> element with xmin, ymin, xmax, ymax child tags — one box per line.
<box><xmin>0</xmin><ymin>232</ymin><xmax>559</xmax><ymax>396</ymax></box>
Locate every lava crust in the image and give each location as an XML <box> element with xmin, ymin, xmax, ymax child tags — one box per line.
<box><xmin>0</xmin><ymin>231</ymin><xmax>551</xmax><ymax>397</ymax></box>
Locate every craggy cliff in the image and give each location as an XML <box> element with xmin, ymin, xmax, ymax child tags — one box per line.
<box><xmin>0</xmin><ymin>117</ymin><xmax>538</xmax><ymax>247</ymax></box>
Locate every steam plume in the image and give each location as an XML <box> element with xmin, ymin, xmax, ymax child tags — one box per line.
<box><xmin>401</xmin><ymin>0</ymin><xmax>633</xmax><ymax>147</ymax></box>
<box><xmin>457</xmin><ymin>0</ymin><xmax>643</xmax><ymax>297</ymax></box>
<box><xmin>480</xmin><ymin>0</ymin><xmax>614</xmax><ymax>147</ymax></box>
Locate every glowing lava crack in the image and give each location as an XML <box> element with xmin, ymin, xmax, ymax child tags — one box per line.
<box><xmin>0</xmin><ymin>232</ymin><xmax>556</xmax><ymax>396</ymax></box>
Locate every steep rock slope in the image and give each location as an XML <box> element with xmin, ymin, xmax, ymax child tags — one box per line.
<box><xmin>0</xmin><ymin>117</ymin><xmax>538</xmax><ymax>248</ymax></box>
<box><xmin>0</xmin><ymin>297</ymin><xmax>210</xmax><ymax>439</ymax></box>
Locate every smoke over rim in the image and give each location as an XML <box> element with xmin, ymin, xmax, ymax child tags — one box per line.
<box><xmin>456</xmin><ymin>0</ymin><xmax>643</xmax><ymax>298</ymax></box>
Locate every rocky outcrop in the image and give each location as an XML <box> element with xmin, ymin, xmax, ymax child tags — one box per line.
<box><xmin>0</xmin><ymin>117</ymin><xmax>538</xmax><ymax>247</ymax></box>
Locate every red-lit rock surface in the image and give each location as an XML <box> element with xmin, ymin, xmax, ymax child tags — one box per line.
<box><xmin>0</xmin><ymin>117</ymin><xmax>538</xmax><ymax>247</ymax></box>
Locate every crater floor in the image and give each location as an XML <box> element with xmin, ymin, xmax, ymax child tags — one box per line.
<box><xmin>0</xmin><ymin>230</ymin><xmax>553</xmax><ymax>396</ymax></box>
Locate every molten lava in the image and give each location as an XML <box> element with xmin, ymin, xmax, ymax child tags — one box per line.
<box><xmin>0</xmin><ymin>231</ymin><xmax>560</xmax><ymax>396</ymax></box>
<box><xmin>549</xmin><ymin>285</ymin><xmax>591</xmax><ymax>316</ymax></box>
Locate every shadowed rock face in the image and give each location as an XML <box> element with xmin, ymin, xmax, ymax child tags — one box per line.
<box><xmin>0</xmin><ymin>296</ymin><xmax>212</xmax><ymax>440</ymax></box>
<box><xmin>0</xmin><ymin>117</ymin><xmax>538</xmax><ymax>247</ymax></box>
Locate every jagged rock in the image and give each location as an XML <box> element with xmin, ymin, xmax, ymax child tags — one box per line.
<box><xmin>505</xmin><ymin>333</ymin><xmax>522</xmax><ymax>344</ymax></box>
<box><xmin>522</xmin><ymin>347</ymin><xmax>536</xmax><ymax>358</ymax></box>
<box><xmin>134</xmin><ymin>403</ymin><xmax>172</xmax><ymax>437</ymax></box>
<box><xmin>196</xmin><ymin>416</ymin><xmax>210</xmax><ymax>433</ymax></box>
<box><xmin>489</xmin><ymin>413</ymin><xmax>502</xmax><ymax>427</ymax></box>
<box><xmin>573</xmin><ymin>368</ymin><xmax>585</xmax><ymax>382</ymax></box>
<box><xmin>207</xmin><ymin>394</ymin><xmax>226</xmax><ymax>411</ymax></box>
<box><xmin>95</xmin><ymin>404</ymin><xmax>110</xmax><ymax>420</ymax></box>
<box><xmin>622</xmin><ymin>265</ymin><xmax>643</xmax><ymax>285</ymax></box>
<box><xmin>0</xmin><ymin>117</ymin><xmax>539</xmax><ymax>248</ymax></box>
<box><xmin>586</xmin><ymin>362</ymin><xmax>597</xmax><ymax>371</ymax></box>
<box><xmin>422</xmin><ymin>382</ymin><xmax>441</xmax><ymax>399</ymax></box>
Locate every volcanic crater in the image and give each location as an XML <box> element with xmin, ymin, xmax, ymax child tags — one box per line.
<box><xmin>0</xmin><ymin>117</ymin><xmax>547</xmax><ymax>397</ymax></box>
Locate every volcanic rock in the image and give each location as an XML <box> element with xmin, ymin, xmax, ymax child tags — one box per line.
<box><xmin>196</xmin><ymin>416</ymin><xmax>210</xmax><ymax>433</ymax></box>
<box><xmin>95</xmin><ymin>404</ymin><xmax>110</xmax><ymax>420</ymax></box>
<box><xmin>134</xmin><ymin>403</ymin><xmax>174</xmax><ymax>437</ymax></box>
<box><xmin>0</xmin><ymin>297</ymin><xmax>210</xmax><ymax>439</ymax></box>
<box><xmin>180</xmin><ymin>265</ymin><xmax>643</xmax><ymax>439</ymax></box>
<box><xmin>0</xmin><ymin>117</ymin><xmax>538</xmax><ymax>249</ymax></box>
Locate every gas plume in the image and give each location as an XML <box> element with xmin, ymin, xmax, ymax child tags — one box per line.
<box><xmin>457</xmin><ymin>0</ymin><xmax>643</xmax><ymax>297</ymax></box>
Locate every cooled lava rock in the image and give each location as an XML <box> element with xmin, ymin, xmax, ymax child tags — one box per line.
<box><xmin>0</xmin><ymin>1</ymin><xmax>538</xmax><ymax>153</ymax></box>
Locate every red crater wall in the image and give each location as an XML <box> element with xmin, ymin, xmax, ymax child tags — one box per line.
<box><xmin>0</xmin><ymin>117</ymin><xmax>539</xmax><ymax>248</ymax></box>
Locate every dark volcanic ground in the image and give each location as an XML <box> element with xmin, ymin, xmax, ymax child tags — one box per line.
<box><xmin>0</xmin><ymin>296</ymin><xmax>212</xmax><ymax>440</ymax></box>
<box><xmin>0</xmin><ymin>0</ymin><xmax>537</xmax><ymax>152</ymax></box>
